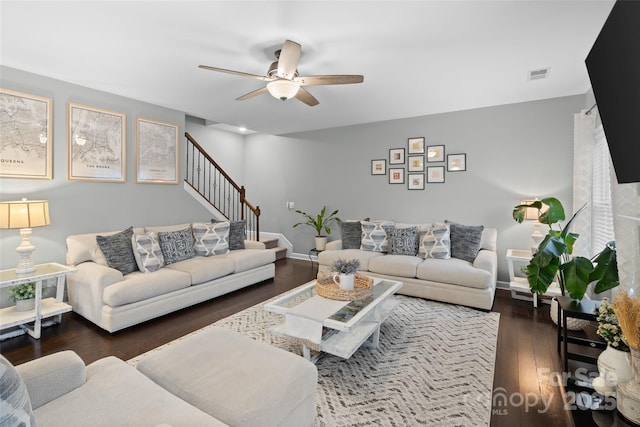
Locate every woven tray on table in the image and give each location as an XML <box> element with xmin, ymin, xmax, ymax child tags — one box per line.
<box><xmin>316</xmin><ymin>273</ymin><xmax>374</xmax><ymax>301</ymax></box>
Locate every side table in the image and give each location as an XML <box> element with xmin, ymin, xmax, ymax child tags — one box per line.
<box><xmin>556</xmin><ymin>295</ymin><xmax>606</xmax><ymax>373</ymax></box>
<box><xmin>506</xmin><ymin>248</ymin><xmax>562</xmax><ymax>307</ymax></box>
<box><xmin>308</xmin><ymin>248</ymin><xmax>324</xmax><ymax>274</ymax></box>
<box><xmin>0</xmin><ymin>262</ymin><xmax>76</xmax><ymax>340</ymax></box>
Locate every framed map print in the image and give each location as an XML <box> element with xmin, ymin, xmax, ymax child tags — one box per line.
<box><xmin>136</xmin><ymin>117</ymin><xmax>178</xmax><ymax>184</ymax></box>
<box><xmin>67</xmin><ymin>103</ymin><xmax>126</xmax><ymax>182</ymax></box>
<box><xmin>0</xmin><ymin>88</ymin><xmax>53</xmax><ymax>179</ymax></box>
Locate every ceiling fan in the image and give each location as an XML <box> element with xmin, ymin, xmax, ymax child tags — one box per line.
<box><xmin>198</xmin><ymin>39</ymin><xmax>364</xmax><ymax>106</ymax></box>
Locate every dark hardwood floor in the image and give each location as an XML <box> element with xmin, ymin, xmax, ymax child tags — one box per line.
<box><xmin>1</xmin><ymin>258</ymin><xmax>600</xmax><ymax>426</ymax></box>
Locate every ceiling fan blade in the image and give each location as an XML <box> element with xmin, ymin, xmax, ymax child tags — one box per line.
<box><xmin>295</xmin><ymin>75</ymin><xmax>364</xmax><ymax>86</ymax></box>
<box><xmin>277</xmin><ymin>40</ymin><xmax>302</xmax><ymax>79</ymax></box>
<box><xmin>295</xmin><ymin>87</ymin><xmax>319</xmax><ymax>106</ymax></box>
<box><xmin>198</xmin><ymin>65</ymin><xmax>271</xmax><ymax>81</ymax></box>
<box><xmin>236</xmin><ymin>86</ymin><xmax>269</xmax><ymax>101</ymax></box>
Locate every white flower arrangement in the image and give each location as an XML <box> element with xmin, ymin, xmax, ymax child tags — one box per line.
<box><xmin>596</xmin><ymin>297</ymin><xmax>630</xmax><ymax>352</ymax></box>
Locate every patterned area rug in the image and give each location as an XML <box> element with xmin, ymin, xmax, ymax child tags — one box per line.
<box><xmin>129</xmin><ymin>292</ymin><xmax>499</xmax><ymax>426</ymax></box>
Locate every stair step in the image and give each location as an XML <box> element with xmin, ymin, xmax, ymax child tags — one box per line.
<box><xmin>273</xmin><ymin>246</ymin><xmax>287</xmax><ymax>260</ymax></box>
<box><xmin>260</xmin><ymin>237</ymin><xmax>279</xmax><ymax>249</ymax></box>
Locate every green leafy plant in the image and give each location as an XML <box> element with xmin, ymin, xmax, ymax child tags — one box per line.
<box><xmin>8</xmin><ymin>282</ymin><xmax>36</xmax><ymax>302</ymax></box>
<box><xmin>512</xmin><ymin>197</ymin><xmax>618</xmax><ymax>300</ymax></box>
<box><xmin>293</xmin><ymin>205</ymin><xmax>341</xmax><ymax>236</ymax></box>
<box><xmin>332</xmin><ymin>258</ymin><xmax>360</xmax><ymax>275</ymax></box>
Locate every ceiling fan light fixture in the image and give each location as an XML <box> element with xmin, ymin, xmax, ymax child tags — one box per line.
<box><xmin>267</xmin><ymin>80</ymin><xmax>300</xmax><ymax>101</ymax></box>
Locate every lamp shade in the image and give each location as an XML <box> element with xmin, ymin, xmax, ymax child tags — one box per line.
<box><xmin>520</xmin><ymin>199</ymin><xmax>540</xmax><ymax>221</ymax></box>
<box><xmin>267</xmin><ymin>79</ymin><xmax>300</xmax><ymax>101</ymax></box>
<box><xmin>0</xmin><ymin>200</ymin><xmax>50</xmax><ymax>229</ymax></box>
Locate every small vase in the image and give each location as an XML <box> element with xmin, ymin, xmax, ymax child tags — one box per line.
<box><xmin>592</xmin><ymin>345</ymin><xmax>632</xmax><ymax>396</ymax></box>
<box><xmin>15</xmin><ymin>298</ymin><xmax>35</xmax><ymax>312</ymax></box>
<box><xmin>617</xmin><ymin>346</ymin><xmax>640</xmax><ymax>424</ymax></box>
<box><xmin>315</xmin><ymin>236</ymin><xmax>328</xmax><ymax>251</ymax></box>
<box><xmin>332</xmin><ymin>273</ymin><xmax>354</xmax><ymax>291</ymax></box>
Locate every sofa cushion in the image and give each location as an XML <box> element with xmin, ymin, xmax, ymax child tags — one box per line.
<box><xmin>360</xmin><ymin>220</ymin><xmax>394</xmax><ymax>252</ymax></box>
<box><xmin>131</xmin><ymin>232</ymin><xmax>165</xmax><ymax>273</ymax></box>
<box><xmin>416</xmin><ymin>257</ymin><xmax>493</xmax><ymax>290</ymax></box>
<box><xmin>229</xmin><ymin>220</ymin><xmax>246</xmax><ymax>250</ymax></box>
<box><xmin>96</xmin><ymin>227</ymin><xmax>138</xmax><ymax>275</ymax></box>
<box><xmin>445</xmin><ymin>220</ymin><xmax>484</xmax><ymax>262</ymax></box>
<box><xmin>368</xmin><ymin>255</ymin><xmax>424</xmax><ymax>278</ymax></box>
<box><xmin>158</xmin><ymin>227</ymin><xmax>195</xmax><ymax>265</ymax></box>
<box><xmin>0</xmin><ymin>354</ymin><xmax>36</xmax><ymax>427</ymax></box>
<box><xmin>145</xmin><ymin>223</ymin><xmax>191</xmax><ymax>233</ymax></box>
<box><xmin>318</xmin><ymin>248</ymin><xmax>384</xmax><ymax>271</ymax></box>
<box><xmin>103</xmin><ymin>268</ymin><xmax>191</xmax><ymax>307</ymax></box>
<box><xmin>165</xmin><ymin>256</ymin><xmax>235</xmax><ymax>284</ymax></box>
<box><xmin>223</xmin><ymin>249</ymin><xmax>276</xmax><ymax>273</ymax></box>
<box><xmin>389</xmin><ymin>226</ymin><xmax>418</xmax><ymax>256</ymax></box>
<box><xmin>192</xmin><ymin>222</ymin><xmax>230</xmax><ymax>256</ymax></box>
<box><xmin>418</xmin><ymin>223</ymin><xmax>451</xmax><ymax>259</ymax></box>
<box><xmin>340</xmin><ymin>220</ymin><xmax>364</xmax><ymax>249</ymax></box>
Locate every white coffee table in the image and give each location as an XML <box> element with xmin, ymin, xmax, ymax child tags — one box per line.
<box><xmin>264</xmin><ymin>277</ymin><xmax>402</xmax><ymax>362</ymax></box>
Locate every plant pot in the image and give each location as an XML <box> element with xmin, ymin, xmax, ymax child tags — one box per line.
<box><xmin>592</xmin><ymin>345</ymin><xmax>632</xmax><ymax>397</ymax></box>
<box><xmin>332</xmin><ymin>273</ymin><xmax>354</xmax><ymax>291</ymax></box>
<box><xmin>550</xmin><ymin>297</ymin><xmax>590</xmax><ymax>330</ymax></box>
<box><xmin>617</xmin><ymin>346</ymin><xmax>640</xmax><ymax>424</ymax></box>
<box><xmin>15</xmin><ymin>298</ymin><xmax>35</xmax><ymax>312</ymax></box>
<box><xmin>315</xmin><ymin>236</ymin><xmax>328</xmax><ymax>251</ymax></box>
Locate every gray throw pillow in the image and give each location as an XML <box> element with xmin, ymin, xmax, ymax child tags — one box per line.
<box><xmin>96</xmin><ymin>227</ymin><xmax>138</xmax><ymax>274</ymax></box>
<box><xmin>340</xmin><ymin>221</ymin><xmax>363</xmax><ymax>249</ymax></box>
<box><xmin>445</xmin><ymin>220</ymin><xmax>484</xmax><ymax>262</ymax></box>
<box><xmin>0</xmin><ymin>354</ymin><xmax>36</xmax><ymax>427</ymax></box>
<box><xmin>229</xmin><ymin>220</ymin><xmax>246</xmax><ymax>250</ymax></box>
<box><xmin>390</xmin><ymin>226</ymin><xmax>418</xmax><ymax>256</ymax></box>
<box><xmin>158</xmin><ymin>227</ymin><xmax>195</xmax><ymax>265</ymax></box>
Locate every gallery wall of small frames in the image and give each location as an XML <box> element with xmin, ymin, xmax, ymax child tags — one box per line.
<box><xmin>370</xmin><ymin>137</ymin><xmax>467</xmax><ymax>190</ymax></box>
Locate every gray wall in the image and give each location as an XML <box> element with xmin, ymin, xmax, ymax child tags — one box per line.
<box><xmin>236</xmin><ymin>95</ymin><xmax>586</xmax><ymax>284</ymax></box>
<box><xmin>0</xmin><ymin>66</ymin><xmax>212</xmax><ymax>273</ymax></box>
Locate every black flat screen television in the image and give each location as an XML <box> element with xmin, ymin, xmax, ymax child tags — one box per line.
<box><xmin>585</xmin><ymin>0</ymin><xmax>640</xmax><ymax>184</ymax></box>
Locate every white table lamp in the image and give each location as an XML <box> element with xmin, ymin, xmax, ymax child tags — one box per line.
<box><xmin>0</xmin><ymin>199</ymin><xmax>50</xmax><ymax>274</ymax></box>
<box><xmin>521</xmin><ymin>199</ymin><xmax>544</xmax><ymax>254</ymax></box>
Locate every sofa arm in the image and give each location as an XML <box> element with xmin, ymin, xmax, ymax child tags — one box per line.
<box><xmin>473</xmin><ymin>249</ymin><xmax>498</xmax><ymax>283</ymax></box>
<box><xmin>16</xmin><ymin>351</ymin><xmax>86</xmax><ymax>409</ymax></box>
<box><xmin>244</xmin><ymin>240</ymin><xmax>266</xmax><ymax>250</ymax></box>
<box><xmin>325</xmin><ymin>239</ymin><xmax>343</xmax><ymax>251</ymax></box>
<box><xmin>67</xmin><ymin>262</ymin><xmax>123</xmax><ymax>323</ymax></box>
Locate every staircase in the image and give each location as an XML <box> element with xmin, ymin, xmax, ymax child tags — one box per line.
<box><xmin>261</xmin><ymin>237</ymin><xmax>287</xmax><ymax>261</ymax></box>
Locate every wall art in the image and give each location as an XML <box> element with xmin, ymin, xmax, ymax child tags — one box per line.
<box><xmin>389</xmin><ymin>148</ymin><xmax>405</xmax><ymax>165</ymax></box>
<box><xmin>408</xmin><ymin>173</ymin><xmax>425</xmax><ymax>190</ymax></box>
<box><xmin>67</xmin><ymin>103</ymin><xmax>126</xmax><ymax>182</ymax></box>
<box><xmin>389</xmin><ymin>168</ymin><xmax>405</xmax><ymax>184</ymax></box>
<box><xmin>427</xmin><ymin>166</ymin><xmax>445</xmax><ymax>183</ymax></box>
<box><xmin>371</xmin><ymin>159</ymin><xmax>386</xmax><ymax>175</ymax></box>
<box><xmin>447</xmin><ymin>153</ymin><xmax>467</xmax><ymax>171</ymax></box>
<box><xmin>427</xmin><ymin>145</ymin><xmax>445</xmax><ymax>162</ymax></box>
<box><xmin>136</xmin><ymin>117</ymin><xmax>179</xmax><ymax>184</ymax></box>
<box><xmin>408</xmin><ymin>137</ymin><xmax>425</xmax><ymax>154</ymax></box>
<box><xmin>408</xmin><ymin>155</ymin><xmax>424</xmax><ymax>172</ymax></box>
<box><xmin>0</xmin><ymin>88</ymin><xmax>53</xmax><ymax>179</ymax></box>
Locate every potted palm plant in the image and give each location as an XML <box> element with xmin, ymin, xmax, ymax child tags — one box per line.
<box><xmin>9</xmin><ymin>282</ymin><xmax>37</xmax><ymax>312</ymax></box>
<box><xmin>293</xmin><ymin>205</ymin><xmax>341</xmax><ymax>250</ymax></box>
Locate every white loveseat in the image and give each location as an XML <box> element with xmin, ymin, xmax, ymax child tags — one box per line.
<box><xmin>66</xmin><ymin>223</ymin><xmax>276</xmax><ymax>332</ymax></box>
<box><xmin>318</xmin><ymin>221</ymin><xmax>497</xmax><ymax>310</ymax></box>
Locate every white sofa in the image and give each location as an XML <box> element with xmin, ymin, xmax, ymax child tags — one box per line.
<box><xmin>66</xmin><ymin>223</ymin><xmax>276</xmax><ymax>332</ymax></box>
<box><xmin>318</xmin><ymin>222</ymin><xmax>497</xmax><ymax>310</ymax></box>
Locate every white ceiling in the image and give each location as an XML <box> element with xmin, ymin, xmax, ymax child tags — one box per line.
<box><xmin>1</xmin><ymin>1</ymin><xmax>615</xmax><ymax>136</ymax></box>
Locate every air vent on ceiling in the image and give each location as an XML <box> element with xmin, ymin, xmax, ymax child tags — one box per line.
<box><xmin>528</xmin><ymin>68</ymin><xmax>550</xmax><ymax>81</ymax></box>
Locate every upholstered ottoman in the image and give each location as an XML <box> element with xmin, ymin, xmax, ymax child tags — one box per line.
<box><xmin>136</xmin><ymin>326</ymin><xmax>317</xmax><ymax>427</ymax></box>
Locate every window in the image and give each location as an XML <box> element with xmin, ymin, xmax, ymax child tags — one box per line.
<box><xmin>590</xmin><ymin>125</ymin><xmax>615</xmax><ymax>255</ymax></box>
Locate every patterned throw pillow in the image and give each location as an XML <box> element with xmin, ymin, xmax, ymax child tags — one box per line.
<box><xmin>0</xmin><ymin>354</ymin><xmax>36</xmax><ymax>427</ymax></box>
<box><xmin>445</xmin><ymin>220</ymin><xmax>485</xmax><ymax>262</ymax></box>
<box><xmin>96</xmin><ymin>227</ymin><xmax>138</xmax><ymax>274</ymax></box>
<box><xmin>228</xmin><ymin>220</ymin><xmax>246</xmax><ymax>250</ymax></box>
<box><xmin>418</xmin><ymin>223</ymin><xmax>451</xmax><ymax>259</ymax></box>
<box><xmin>192</xmin><ymin>222</ymin><xmax>230</xmax><ymax>256</ymax></box>
<box><xmin>158</xmin><ymin>227</ymin><xmax>195</xmax><ymax>265</ymax></box>
<box><xmin>390</xmin><ymin>226</ymin><xmax>418</xmax><ymax>256</ymax></box>
<box><xmin>360</xmin><ymin>220</ymin><xmax>395</xmax><ymax>252</ymax></box>
<box><xmin>132</xmin><ymin>232</ymin><xmax>165</xmax><ymax>273</ymax></box>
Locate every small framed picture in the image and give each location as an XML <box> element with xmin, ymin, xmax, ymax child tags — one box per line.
<box><xmin>389</xmin><ymin>148</ymin><xmax>405</xmax><ymax>164</ymax></box>
<box><xmin>447</xmin><ymin>153</ymin><xmax>467</xmax><ymax>171</ymax></box>
<box><xmin>427</xmin><ymin>166</ymin><xmax>445</xmax><ymax>183</ymax></box>
<box><xmin>371</xmin><ymin>159</ymin><xmax>386</xmax><ymax>175</ymax></box>
<box><xmin>408</xmin><ymin>173</ymin><xmax>425</xmax><ymax>190</ymax></box>
<box><xmin>427</xmin><ymin>145</ymin><xmax>445</xmax><ymax>162</ymax></box>
<box><xmin>408</xmin><ymin>155</ymin><xmax>424</xmax><ymax>172</ymax></box>
<box><xmin>389</xmin><ymin>168</ymin><xmax>405</xmax><ymax>184</ymax></box>
<box><xmin>408</xmin><ymin>137</ymin><xmax>425</xmax><ymax>154</ymax></box>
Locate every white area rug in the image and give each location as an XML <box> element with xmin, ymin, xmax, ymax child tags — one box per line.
<box><xmin>130</xmin><ymin>292</ymin><xmax>499</xmax><ymax>426</ymax></box>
